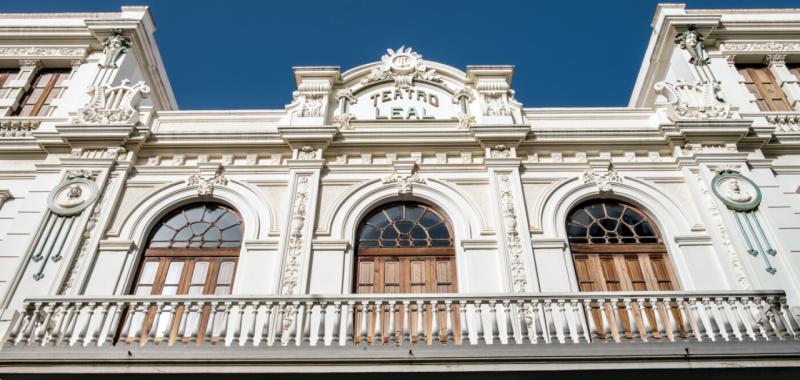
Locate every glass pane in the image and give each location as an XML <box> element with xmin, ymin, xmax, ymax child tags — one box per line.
<box><xmin>218</xmin><ymin>262</ymin><xmax>235</xmax><ymax>284</ymax></box>
<box><xmin>184</xmin><ymin>207</ymin><xmax>204</xmax><ymax>223</ymax></box>
<box><xmin>204</xmin><ymin>227</ymin><xmax>221</xmax><ymax>241</ymax></box>
<box><xmin>221</xmin><ymin>225</ymin><xmax>241</xmax><ymax>241</ymax></box>
<box><xmin>191</xmin><ymin>222</ymin><xmax>211</xmax><ymax>234</ymax></box>
<box><xmin>384</xmin><ymin>205</ymin><xmax>403</xmax><ymax>221</ymax></box>
<box><xmin>214</xmin><ymin>285</ymin><xmax>231</xmax><ymax>295</ymax></box>
<box><xmin>138</xmin><ymin>261</ymin><xmax>159</xmax><ymax>284</ymax></box>
<box><xmin>411</xmin><ymin>226</ymin><xmax>427</xmax><ymax>240</ymax></box>
<box><xmin>161</xmin><ymin>285</ymin><xmax>178</xmax><ymax>295</ymax></box>
<box><xmin>566</xmin><ymin>223</ymin><xmax>586</xmax><ymax>238</ymax></box>
<box><xmin>587</xmin><ymin>203</ymin><xmax>605</xmax><ymax>218</ymax></box>
<box><xmin>382</xmin><ymin>227</ymin><xmax>398</xmax><ymax>239</ymax></box>
<box><xmin>431</xmin><ymin>239</ymin><xmax>451</xmax><ymax>247</ymax></box>
<box><xmin>174</xmin><ymin>226</ymin><xmax>193</xmax><ymax>242</ymax></box>
<box><xmin>366</xmin><ymin>211</ymin><xmax>390</xmax><ymax>228</ymax></box>
<box><xmin>165</xmin><ymin>213</ymin><xmax>187</xmax><ymax>230</ymax></box>
<box><xmin>135</xmin><ymin>285</ymin><xmax>152</xmax><ymax>296</ymax></box>
<box><xmin>204</xmin><ymin>206</ymin><xmax>225</xmax><ymax>222</ymax></box>
<box><xmin>395</xmin><ymin>221</ymin><xmax>413</xmax><ymax>234</ymax></box>
<box><xmin>359</xmin><ymin>225</ymin><xmax>380</xmax><ymax>240</ymax></box>
<box><xmin>599</xmin><ymin>218</ymin><xmax>617</xmax><ymax>231</ymax></box>
<box><xmin>634</xmin><ymin>222</ymin><xmax>655</xmax><ymax>237</ymax></box>
<box><xmin>621</xmin><ymin>209</ymin><xmax>643</xmax><ymax>225</ymax></box>
<box><xmin>419</xmin><ymin>212</ymin><xmax>441</xmax><ymax>228</ymax></box>
<box><xmin>164</xmin><ymin>262</ymin><xmax>184</xmax><ymax>285</ymax></box>
<box><xmin>605</xmin><ymin>203</ymin><xmax>623</xmax><ymax>218</ymax></box>
<box><xmin>151</xmin><ymin>226</ymin><xmax>175</xmax><ymax>242</ymax></box>
<box><xmin>405</xmin><ymin>206</ymin><xmax>424</xmax><ymax>221</ymax></box>
<box><xmin>191</xmin><ymin>262</ymin><xmax>209</xmax><ymax>284</ymax></box>
<box><xmin>216</xmin><ymin>212</ymin><xmax>238</xmax><ymax>229</ymax></box>
<box><xmin>428</xmin><ymin>224</ymin><xmax>450</xmax><ymax>239</ymax></box>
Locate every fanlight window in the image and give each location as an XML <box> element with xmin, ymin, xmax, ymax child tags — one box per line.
<box><xmin>147</xmin><ymin>203</ymin><xmax>242</xmax><ymax>249</ymax></box>
<box><xmin>357</xmin><ymin>202</ymin><xmax>453</xmax><ymax>249</ymax></box>
<box><xmin>566</xmin><ymin>201</ymin><xmax>660</xmax><ymax>245</ymax></box>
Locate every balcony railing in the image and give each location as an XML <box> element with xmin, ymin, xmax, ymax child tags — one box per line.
<box><xmin>3</xmin><ymin>291</ymin><xmax>798</xmax><ymax>349</ymax></box>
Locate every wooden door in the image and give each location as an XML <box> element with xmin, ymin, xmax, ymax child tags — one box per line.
<box><xmin>356</xmin><ymin>255</ymin><xmax>457</xmax><ymax>294</ymax></box>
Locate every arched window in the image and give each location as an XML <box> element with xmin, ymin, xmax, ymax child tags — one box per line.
<box><xmin>355</xmin><ymin>202</ymin><xmax>456</xmax><ymax>293</ymax></box>
<box><xmin>132</xmin><ymin>203</ymin><xmax>242</xmax><ymax>296</ymax></box>
<box><xmin>566</xmin><ymin>200</ymin><xmax>679</xmax><ymax>291</ymax></box>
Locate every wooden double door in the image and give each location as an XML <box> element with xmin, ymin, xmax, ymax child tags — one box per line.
<box><xmin>571</xmin><ymin>247</ymin><xmax>678</xmax><ymax>292</ymax></box>
<box><xmin>356</xmin><ymin>252</ymin><xmax>457</xmax><ymax>294</ymax></box>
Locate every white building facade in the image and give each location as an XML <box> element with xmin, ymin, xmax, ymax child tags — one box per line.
<box><xmin>0</xmin><ymin>4</ymin><xmax>799</xmax><ymax>377</ymax></box>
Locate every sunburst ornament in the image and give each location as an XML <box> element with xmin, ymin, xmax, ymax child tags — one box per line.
<box><xmin>362</xmin><ymin>46</ymin><xmax>441</xmax><ymax>88</ymax></box>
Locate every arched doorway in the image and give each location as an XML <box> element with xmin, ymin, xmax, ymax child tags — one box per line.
<box><xmin>132</xmin><ymin>202</ymin><xmax>242</xmax><ymax>297</ymax></box>
<box><xmin>566</xmin><ymin>200</ymin><xmax>679</xmax><ymax>291</ymax></box>
<box><xmin>355</xmin><ymin>202</ymin><xmax>456</xmax><ymax>294</ymax></box>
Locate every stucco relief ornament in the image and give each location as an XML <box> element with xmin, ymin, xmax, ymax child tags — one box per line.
<box><xmin>47</xmin><ymin>172</ymin><xmax>99</xmax><ymax>216</ymax></box>
<box><xmin>297</xmin><ymin>145</ymin><xmax>319</xmax><ymax>160</ymax></box>
<box><xmin>498</xmin><ymin>176</ymin><xmax>528</xmax><ymax>293</ymax></box>
<box><xmin>383</xmin><ymin>172</ymin><xmax>426</xmax><ymax>195</ymax></box>
<box><xmin>583</xmin><ymin>167</ymin><xmax>621</xmax><ymax>194</ymax></box>
<box><xmin>75</xmin><ymin>79</ymin><xmax>150</xmax><ymax>125</ymax></box>
<box><xmin>186</xmin><ymin>168</ymin><xmax>228</xmax><ymax>197</ymax></box>
<box><xmin>360</xmin><ymin>46</ymin><xmax>441</xmax><ymax>88</ymax></box>
<box><xmin>654</xmin><ymin>80</ymin><xmax>730</xmax><ymax>119</ymax></box>
<box><xmin>299</xmin><ymin>95</ymin><xmax>323</xmax><ymax>117</ymax></box>
<box><xmin>99</xmin><ymin>30</ymin><xmax>132</xmax><ymax>68</ymax></box>
<box><xmin>490</xmin><ymin>144</ymin><xmax>512</xmax><ymax>158</ymax></box>
<box><xmin>675</xmin><ymin>25</ymin><xmax>709</xmax><ymax>66</ymax></box>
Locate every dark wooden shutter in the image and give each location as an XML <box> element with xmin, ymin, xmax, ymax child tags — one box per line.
<box><xmin>737</xmin><ymin>65</ymin><xmax>792</xmax><ymax>111</ymax></box>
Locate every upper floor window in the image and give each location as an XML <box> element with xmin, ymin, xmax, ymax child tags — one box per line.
<box><xmin>12</xmin><ymin>68</ymin><xmax>70</xmax><ymax>117</ymax></box>
<box><xmin>736</xmin><ymin>65</ymin><xmax>793</xmax><ymax>111</ymax></box>
<box><xmin>566</xmin><ymin>200</ymin><xmax>679</xmax><ymax>292</ymax></box>
<box><xmin>0</xmin><ymin>69</ymin><xmax>18</xmax><ymax>88</ymax></box>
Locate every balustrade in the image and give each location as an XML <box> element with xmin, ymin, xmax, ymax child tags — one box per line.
<box><xmin>3</xmin><ymin>291</ymin><xmax>798</xmax><ymax>349</ymax></box>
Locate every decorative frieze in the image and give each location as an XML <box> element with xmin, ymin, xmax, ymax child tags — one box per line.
<box><xmin>766</xmin><ymin>114</ymin><xmax>800</xmax><ymax>132</ymax></box>
<box><xmin>720</xmin><ymin>41</ymin><xmax>800</xmax><ymax>54</ymax></box>
<box><xmin>0</xmin><ymin>119</ymin><xmax>40</xmax><ymax>138</ymax></box>
<box><xmin>0</xmin><ymin>46</ymin><xmax>86</xmax><ymax>58</ymax></box>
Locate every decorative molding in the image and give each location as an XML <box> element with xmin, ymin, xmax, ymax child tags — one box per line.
<box><xmin>360</xmin><ymin>46</ymin><xmax>441</xmax><ymax>88</ymax></box>
<box><xmin>683</xmin><ymin>143</ymin><xmax>738</xmax><ymax>154</ymax></box>
<box><xmin>382</xmin><ymin>171</ymin><xmax>425</xmax><ymax>195</ymax></box>
<box><xmin>654</xmin><ymin>80</ymin><xmax>730</xmax><ymax>120</ymax></box>
<box><xmin>490</xmin><ymin>144</ymin><xmax>513</xmax><ymax>158</ymax></box>
<box><xmin>75</xmin><ymin>79</ymin><xmax>150</xmax><ymax>125</ymax></box>
<box><xmin>186</xmin><ymin>167</ymin><xmax>228</xmax><ymax>197</ymax></box>
<box><xmin>720</xmin><ymin>41</ymin><xmax>800</xmax><ymax>55</ymax></box>
<box><xmin>763</xmin><ymin>54</ymin><xmax>786</xmax><ymax>66</ymax></box>
<box><xmin>498</xmin><ymin>175</ymin><xmax>528</xmax><ymax>293</ymax></box>
<box><xmin>766</xmin><ymin>114</ymin><xmax>800</xmax><ymax>132</ymax></box>
<box><xmin>297</xmin><ymin>145</ymin><xmax>320</xmax><ymax>160</ymax></box>
<box><xmin>711</xmin><ymin>169</ymin><xmax>761</xmax><ymax>212</ymax></box>
<box><xmin>99</xmin><ymin>30</ymin><xmax>132</xmax><ymax>68</ymax></box>
<box><xmin>281</xmin><ymin>175</ymin><xmax>310</xmax><ymax>296</ymax></box>
<box><xmin>0</xmin><ymin>46</ymin><xmax>87</xmax><ymax>58</ymax></box>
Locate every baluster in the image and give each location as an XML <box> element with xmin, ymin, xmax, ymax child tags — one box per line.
<box><xmin>778</xmin><ymin>297</ymin><xmax>799</xmax><ymax>339</ymax></box>
<box><xmin>264</xmin><ymin>301</ymin><xmax>275</xmax><ymax>346</ymax></box>
<box><xmin>427</xmin><ymin>299</ymin><xmax>436</xmax><ymax>346</ymax></box>
<box><xmin>557</xmin><ymin>300</ymin><xmax>570</xmax><ymax>344</ymax></box>
<box><xmin>417</xmin><ymin>299</ymin><xmax>426</xmax><ymax>345</ymax></box>
<box><xmin>515</xmin><ymin>300</ymin><xmax>528</xmax><ymax>344</ymax></box>
<box><xmin>634</xmin><ymin>298</ymin><xmax>650</xmax><ymax>343</ymax></box>
<box><xmin>209</xmin><ymin>301</ymin><xmax>223</xmax><ymax>344</ymax></box>
<box><xmin>318</xmin><ymin>301</ymin><xmax>328</xmax><ymax>346</ymax></box>
<box><xmin>684</xmin><ymin>297</ymin><xmax>703</xmax><ymax>342</ymax></box>
<box><xmin>597</xmin><ymin>298</ymin><xmax>612</xmax><ymax>343</ymax></box>
<box><xmin>331</xmin><ymin>301</ymin><xmax>342</xmax><ymax>346</ymax></box>
<box><xmin>765</xmin><ymin>296</ymin><xmax>787</xmax><ymax>340</ymax></box>
<box><xmin>339</xmin><ymin>301</ymin><xmax>350</xmax><ymax>346</ymax></box>
<box><xmin>24</xmin><ymin>302</ymin><xmax>44</xmax><ymax>346</ymax></box>
<box><xmin>402</xmin><ymin>300</ymin><xmax>411</xmax><ymax>346</ymax></box>
<box><xmin>571</xmin><ymin>299</ymin><xmax>587</xmax><ymax>343</ymax></box>
<box><xmin>373</xmin><ymin>299</ymin><xmax>382</xmax><ymax>345</ymax></box>
<box><xmin>456</xmin><ymin>300</ymin><xmax>466</xmax><ymax>345</ymax></box>
<box><xmin>544</xmin><ymin>300</ymin><xmax>557</xmax><ymax>343</ymax></box>
<box><xmin>724</xmin><ymin>297</ymin><xmax>744</xmax><ymax>341</ymax></box>
<box><xmin>473</xmin><ymin>300</ymin><xmax>484</xmax><ymax>344</ymax></box>
<box><xmin>50</xmin><ymin>303</ymin><xmax>69</xmax><ymax>346</ymax></box>
<box><xmin>36</xmin><ymin>303</ymin><xmax>55</xmax><ymax>346</ymax></box>
<box><xmin>500</xmin><ymin>300</ymin><xmax>512</xmax><ymax>344</ymax></box>
<box><xmin>235</xmin><ymin>301</ymin><xmax>246</xmax><ymax>346</ymax></box>
<box><xmin>714</xmin><ymin>297</ymin><xmax>733</xmax><ymax>341</ymax></box>
<box><xmin>79</xmin><ymin>302</ymin><xmax>98</xmax><ymax>347</ymax></box>
<box><xmin>444</xmin><ymin>300</ymin><xmax>454</xmax><ymax>344</ymax></box>
<box><xmin>246</xmin><ymin>301</ymin><xmax>258</xmax><ymax>346</ymax></box>
<box><xmin>582</xmin><ymin>299</ymin><xmax>597</xmax><ymax>343</ymax></box>
<box><xmin>120</xmin><ymin>301</ymin><xmax>137</xmax><ymax>345</ymax></box>
<box><xmin>280</xmin><ymin>302</ymin><xmax>296</xmax><ymax>346</ymax></box>
<box><xmin>737</xmin><ymin>297</ymin><xmax>758</xmax><ymax>341</ymax></box>
<box><xmin>301</xmin><ymin>301</ymin><xmax>313</xmax><ymax>346</ymax></box>
<box><xmin>487</xmin><ymin>300</ymin><xmax>498</xmax><ymax>345</ymax></box>
<box><xmin>91</xmin><ymin>302</ymin><xmax>112</xmax><ymax>347</ymax></box>
<box><xmin>175</xmin><ymin>301</ymin><xmax>190</xmax><ymax>345</ymax></box>
<box><xmin>622</xmin><ymin>299</ymin><xmax>637</xmax><ymax>342</ymax></box>
<box><xmin>388</xmin><ymin>300</ymin><xmax>399</xmax><ymax>346</ymax></box>
<box><xmin>154</xmin><ymin>301</ymin><xmax>171</xmax><ymax>345</ymax></box>
<box><xmin>701</xmin><ymin>297</ymin><xmax>721</xmax><ymax>342</ymax></box>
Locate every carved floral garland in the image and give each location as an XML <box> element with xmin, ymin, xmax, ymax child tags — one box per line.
<box><xmin>499</xmin><ymin>175</ymin><xmax>528</xmax><ymax>293</ymax></box>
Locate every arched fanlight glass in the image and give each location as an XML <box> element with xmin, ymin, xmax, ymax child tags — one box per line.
<box><xmin>566</xmin><ymin>200</ymin><xmax>660</xmax><ymax>245</ymax></box>
<box><xmin>147</xmin><ymin>203</ymin><xmax>242</xmax><ymax>249</ymax></box>
<box><xmin>357</xmin><ymin>202</ymin><xmax>453</xmax><ymax>249</ymax></box>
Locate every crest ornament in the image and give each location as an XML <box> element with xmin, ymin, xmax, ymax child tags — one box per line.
<box><xmin>361</xmin><ymin>46</ymin><xmax>441</xmax><ymax>88</ymax></box>
<box><xmin>99</xmin><ymin>29</ymin><xmax>132</xmax><ymax>68</ymax></box>
<box><xmin>187</xmin><ymin>168</ymin><xmax>228</xmax><ymax>197</ymax></box>
<box><xmin>76</xmin><ymin>79</ymin><xmax>150</xmax><ymax>125</ymax></box>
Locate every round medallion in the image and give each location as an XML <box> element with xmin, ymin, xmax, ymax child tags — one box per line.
<box><xmin>711</xmin><ymin>172</ymin><xmax>761</xmax><ymax>212</ymax></box>
<box><xmin>47</xmin><ymin>177</ymin><xmax>99</xmax><ymax>216</ymax></box>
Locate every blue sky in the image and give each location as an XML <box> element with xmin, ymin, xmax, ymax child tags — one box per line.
<box><xmin>2</xmin><ymin>0</ymin><xmax>798</xmax><ymax>109</ymax></box>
